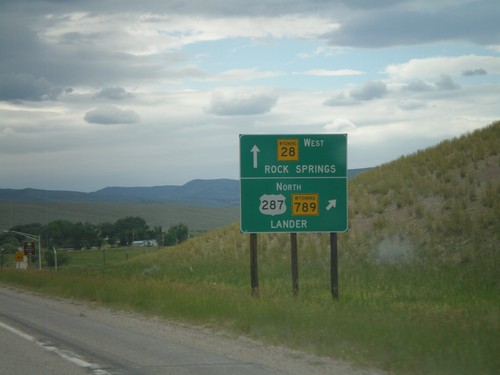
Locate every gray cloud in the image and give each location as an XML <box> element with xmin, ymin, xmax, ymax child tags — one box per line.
<box><xmin>0</xmin><ymin>73</ymin><xmax>62</xmax><ymax>102</ymax></box>
<box><xmin>435</xmin><ymin>74</ymin><xmax>460</xmax><ymax>91</ymax></box>
<box><xmin>0</xmin><ymin>6</ymin><xmax>174</xmax><ymax>89</ymax></box>
<box><xmin>324</xmin><ymin>81</ymin><xmax>388</xmax><ymax>107</ymax></box>
<box><xmin>462</xmin><ymin>68</ymin><xmax>487</xmax><ymax>76</ymax></box>
<box><xmin>94</xmin><ymin>87</ymin><xmax>135</xmax><ymax>100</ymax></box>
<box><xmin>322</xmin><ymin>1</ymin><xmax>499</xmax><ymax>47</ymax></box>
<box><xmin>404</xmin><ymin>80</ymin><xmax>434</xmax><ymax>92</ymax></box>
<box><xmin>206</xmin><ymin>90</ymin><xmax>278</xmax><ymax>116</ymax></box>
<box><xmin>84</xmin><ymin>105</ymin><xmax>140</xmax><ymax>124</ymax></box>
<box><xmin>350</xmin><ymin>81</ymin><xmax>387</xmax><ymax>100</ymax></box>
<box><xmin>323</xmin><ymin>93</ymin><xmax>357</xmax><ymax>107</ymax></box>
<box><xmin>1</xmin><ymin>0</ymin><xmax>496</xmax><ymax>98</ymax></box>
<box><xmin>398</xmin><ymin>100</ymin><xmax>426</xmax><ymax>111</ymax></box>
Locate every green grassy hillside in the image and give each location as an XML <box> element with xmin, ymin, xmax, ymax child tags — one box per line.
<box><xmin>2</xmin><ymin>121</ymin><xmax>498</xmax><ymax>375</ymax></box>
<box><xmin>347</xmin><ymin>120</ymin><xmax>498</xmax><ymax>265</ymax></box>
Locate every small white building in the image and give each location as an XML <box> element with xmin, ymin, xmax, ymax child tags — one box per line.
<box><xmin>132</xmin><ymin>240</ymin><xmax>158</xmax><ymax>247</ymax></box>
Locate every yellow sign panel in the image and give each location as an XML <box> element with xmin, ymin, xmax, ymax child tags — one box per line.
<box><xmin>292</xmin><ymin>194</ymin><xmax>319</xmax><ymax>216</ymax></box>
<box><xmin>277</xmin><ymin>139</ymin><xmax>299</xmax><ymax>161</ymax></box>
<box><xmin>15</xmin><ymin>251</ymin><xmax>25</xmax><ymax>262</ymax></box>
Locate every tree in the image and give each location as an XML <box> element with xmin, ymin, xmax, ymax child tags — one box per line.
<box><xmin>174</xmin><ymin>223</ymin><xmax>189</xmax><ymax>243</ymax></box>
<box><xmin>164</xmin><ymin>223</ymin><xmax>189</xmax><ymax>246</ymax></box>
<box><xmin>114</xmin><ymin>216</ymin><xmax>149</xmax><ymax>246</ymax></box>
<box><xmin>164</xmin><ymin>228</ymin><xmax>177</xmax><ymax>246</ymax></box>
<box><xmin>11</xmin><ymin>223</ymin><xmax>43</xmax><ymax>236</ymax></box>
<box><xmin>45</xmin><ymin>248</ymin><xmax>69</xmax><ymax>268</ymax></box>
<box><xmin>0</xmin><ymin>233</ymin><xmax>20</xmax><ymax>253</ymax></box>
<box><xmin>70</xmin><ymin>222</ymin><xmax>100</xmax><ymax>249</ymax></box>
<box><xmin>99</xmin><ymin>222</ymin><xmax>116</xmax><ymax>246</ymax></box>
<box><xmin>41</xmin><ymin>220</ymin><xmax>74</xmax><ymax>248</ymax></box>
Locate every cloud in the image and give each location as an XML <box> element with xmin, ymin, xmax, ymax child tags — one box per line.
<box><xmin>206</xmin><ymin>89</ymin><xmax>278</xmax><ymax>116</ymax></box>
<box><xmin>403</xmin><ymin>75</ymin><xmax>461</xmax><ymax>93</ymax></box>
<box><xmin>323</xmin><ymin>93</ymin><xmax>357</xmax><ymax>107</ymax></box>
<box><xmin>94</xmin><ymin>87</ymin><xmax>135</xmax><ymax>100</ymax></box>
<box><xmin>462</xmin><ymin>68</ymin><xmax>487</xmax><ymax>76</ymax></box>
<box><xmin>435</xmin><ymin>74</ymin><xmax>460</xmax><ymax>91</ymax></box>
<box><xmin>216</xmin><ymin>68</ymin><xmax>282</xmax><ymax>82</ymax></box>
<box><xmin>302</xmin><ymin>69</ymin><xmax>364</xmax><ymax>76</ymax></box>
<box><xmin>386</xmin><ymin>56</ymin><xmax>500</xmax><ymax>81</ymax></box>
<box><xmin>84</xmin><ymin>105</ymin><xmax>140</xmax><ymax>124</ymax></box>
<box><xmin>404</xmin><ymin>80</ymin><xmax>434</xmax><ymax>92</ymax></box>
<box><xmin>324</xmin><ymin>118</ymin><xmax>357</xmax><ymax>132</ymax></box>
<box><xmin>0</xmin><ymin>73</ymin><xmax>62</xmax><ymax>102</ymax></box>
<box><xmin>324</xmin><ymin>81</ymin><xmax>388</xmax><ymax>106</ymax></box>
<box><xmin>350</xmin><ymin>81</ymin><xmax>387</xmax><ymax>100</ymax></box>
<box><xmin>321</xmin><ymin>1</ymin><xmax>499</xmax><ymax>47</ymax></box>
<box><xmin>398</xmin><ymin>100</ymin><xmax>426</xmax><ymax>111</ymax></box>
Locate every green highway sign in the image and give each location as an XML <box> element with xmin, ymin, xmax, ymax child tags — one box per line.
<box><xmin>240</xmin><ymin>134</ymin><xmax>348</xmax><ymax>233</ymax></box>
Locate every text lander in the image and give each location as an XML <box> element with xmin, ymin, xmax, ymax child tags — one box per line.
<box><xmin>271</xmin><ymin>219</ymin><xmax>308</xmax><ymax>229</ymax></box>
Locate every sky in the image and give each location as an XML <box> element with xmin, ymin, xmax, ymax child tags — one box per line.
<box><xmin>0</xmin><ymin>0</ymin><xmax>499</xmax><ymax>192</ymax></box>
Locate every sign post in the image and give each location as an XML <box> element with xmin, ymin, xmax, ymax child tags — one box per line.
<box><xmin>240</xmin><ymin>134</ymin><xmax>347</xmax><ymax>298</ymax></box>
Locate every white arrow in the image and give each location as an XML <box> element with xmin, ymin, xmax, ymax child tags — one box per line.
<box><xmin>326</xmin><ymin>199</ymin><xmax>337</xmax><ymax>211</ymax></box>
<box><xmin>251</xmin><ymin>145</ymin><xmax>260</xmax><ymax>168</ymax></box>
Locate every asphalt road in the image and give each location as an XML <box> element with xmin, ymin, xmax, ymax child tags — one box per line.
<box><xmin>0</xmin><ymin>287</ymin><xmax>386</xmax><ymax>375</ymax></box>
<box><xmin>0</xmin><ymin>321</ymin><xmax>89</xmax><ymax>375</ymax></box>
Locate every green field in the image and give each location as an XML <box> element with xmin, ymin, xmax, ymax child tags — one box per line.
<box><xmin>1</xmin><ymin>121</ymin><xmax>499</xmax><ymax>375</ymax></box>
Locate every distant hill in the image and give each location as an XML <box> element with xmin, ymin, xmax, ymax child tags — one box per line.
<box><xmin>0</xmin><ymin>179</ymin><xmax>239</xmax><ymax>207</ymax></box>
<box><xmin>93</xmin><ymin>179</ymin><xmax>240</xmax><ymax>206</ymax></box>
<box><xmin>0</xmin><ymin>169</ymin><xmax>370</xmax><ymax>207</ymax></box>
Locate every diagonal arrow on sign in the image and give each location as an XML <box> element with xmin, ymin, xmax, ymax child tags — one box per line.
<box><xmin>326</xmin><ymin>199</ymin><xmax>337</xmax><ymax>211</ymax></box>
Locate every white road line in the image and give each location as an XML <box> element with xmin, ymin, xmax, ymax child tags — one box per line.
<box><xmin>0</xmin><ymin>320</ymin><xmax>112</xmax><ymax>375</ymax></box>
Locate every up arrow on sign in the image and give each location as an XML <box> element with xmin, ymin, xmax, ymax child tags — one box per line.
<box><xmin>251</xmin><ymin>145</ymin><xmax>260</xmax><ymax>168</ymax></box>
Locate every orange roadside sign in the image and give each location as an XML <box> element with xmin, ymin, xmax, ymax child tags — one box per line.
<box><xmin>15</xmin><ymin>251</ymin><xmax>25</xmax><ymax>262</ymax></box>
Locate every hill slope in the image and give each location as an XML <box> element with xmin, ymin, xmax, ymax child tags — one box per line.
<box><xmin>347</xmin><ymin>120</ymin><xmax>499</xmax><ymax>265</ymax></box>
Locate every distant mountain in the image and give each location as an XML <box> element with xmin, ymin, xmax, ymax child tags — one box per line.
<box><xmin>93</xmin><ymin>179</ymin><xmax>240</xmax><ymax>206</ymax></box>
<box><xmin>0</xmin><ymin>169</ymin><xmax>370</xmax><ymax>207</ymax></box>
<box><xmin>0</xmin><ymin>179</ymin><xmax>240</xmax><ymax>207</ymax></box>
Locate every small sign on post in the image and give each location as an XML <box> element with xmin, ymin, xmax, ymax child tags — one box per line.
<box><xmin>15</xmin><ymin>251</ymin><xmax>28</xmax><ymax>269</ymax></box>
<box><xmin>15</xmin><ymin>251</ymin><xmax>24</xmax><ymax>262</ymax></box>
<box><xmin>23</xmin><ymin>241</ymin><xmax>36</xmax><ymax>256</ymax></box>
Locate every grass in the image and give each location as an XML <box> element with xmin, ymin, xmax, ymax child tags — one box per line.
<box><xmin>1</xmin><ymin>121</ymin><xmax>499</xmax><ymax>375</ymax></box>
